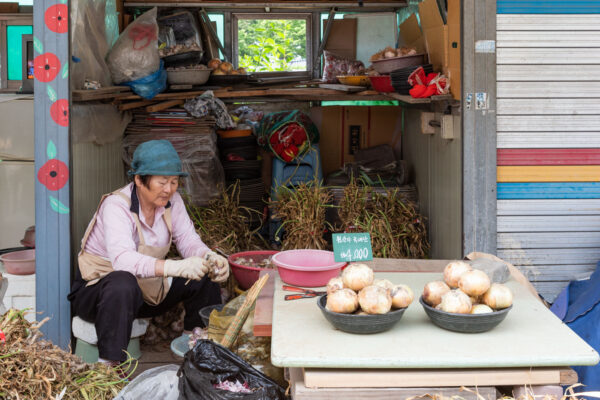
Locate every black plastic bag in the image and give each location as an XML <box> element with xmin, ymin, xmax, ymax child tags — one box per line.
<box><xmin>178</xmin><ymin>339</ymin><xmax>288</xmax><ymax>400</ymax></box>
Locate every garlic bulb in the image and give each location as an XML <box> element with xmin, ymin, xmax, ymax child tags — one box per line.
<box><xmin>326</xmin><ymin>288</ymin><xmax>359</xmax><ymax>314</ymax></box>
<box><xmin>470</xmin><ymin>304</ymin><xmax>494</xmax><ymax>314</ymax></box>
<box><xmin>342</xmin><ymin>263</ymin><xmax>374</xmax><ymax>292</ymax></box>
<box><xmin>443</xmin><ymin>261</ymin><xmax>473</xmax><ymax>288</ymax></box>
<box><xmin>358</xmin><ymin>285</ymin><xmax>392</xmax><ymax>314</ymax></box>
<box><xmin>439</xmin><ymin>290</ymin><xmax>472</xmax><ymax>314</ymax></box>
<box><xmin>390</xmin><ymin>284</ymin><xmax>414</xmax><ymax>309</ymax></box>
<box><xmin>422</xmin><ymin>281</ymin><xmax>451</xmax><ymax>307</ymax></box>
<box><xmin>326</xmin><ymin>277</ymin><xmax>344</xmax><ymax>295</ymax></box>
<box><xmin>373</xmin><ymin>278</ymin><xmax>395</xmax><ymax>292</ymax></box>
<box><xmin>458</xmin><ymin>269</ymin><xmax>491</xmax><ymax>297</ymax></box>
<box><xmin>482</xmin><ymin>283</ymin><xmax>513</xmax><ymax>309</ymax></box>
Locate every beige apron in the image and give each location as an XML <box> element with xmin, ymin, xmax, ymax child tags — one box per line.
<box><xmin>78</xmin><ymin>187</ymin><xmax>171</xmax><ymax>305</ymax></box>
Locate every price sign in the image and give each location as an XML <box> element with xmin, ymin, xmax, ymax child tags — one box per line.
<box><xmin>332</xmin><ymin>233</ymin><xmax>373</xmax><ymax>263</ymax></box>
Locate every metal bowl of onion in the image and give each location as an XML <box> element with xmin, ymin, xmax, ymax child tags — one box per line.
<box><xmin>419</xmin><ymin>296</ymin><xmax>512</xmax><ymax>333</ymax></box>
<box><xmin>317</xmin><ymin>295</ymin><xmax>408</xmax><ymax>334</ymax></box>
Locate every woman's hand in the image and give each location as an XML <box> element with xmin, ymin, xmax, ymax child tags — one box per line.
<box><xmin>163</xmin><ymin>257</ymin><xmax>209</xmax><ymax>281</ymax></box>
<box><xmin>204</xmin><ymin>251</ymin><xmax>230</xmax><ymax>283</ymax></box>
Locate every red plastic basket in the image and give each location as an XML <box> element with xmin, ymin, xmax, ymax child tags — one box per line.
<box><xmin>228</xmin><ymin>250</ymin><xmax>279</xmax><ymax>290</ymax></box>
<box><xmin>369</xmin><ymin>75</ymin><xmax>395</xmax><ymax>93</ymax></box>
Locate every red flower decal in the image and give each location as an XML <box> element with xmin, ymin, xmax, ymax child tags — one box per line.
<box><xmin>38</xmin><ymin>159</ymin><xmax>69</xmax><ymax>191</ymax></box>
<box><xmin>34</xmin><ymin>53</ymin><xmax>60</xmax><ymax>82</ymax></box>
<box><xmin>50</xmin><ymin>99</ymin><xmax>69</xmax><ymax>127</ymax></box>
<box><xmin>45</xmin><ymin>4</ymin><xmax>68</xmax><ymax>34</ymax></box>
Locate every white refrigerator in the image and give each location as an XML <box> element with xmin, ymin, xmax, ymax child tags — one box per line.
<box><xmin>0</xmin><ymin>96</ymin><xmax>35</xmax><ymax>249</ymax></box>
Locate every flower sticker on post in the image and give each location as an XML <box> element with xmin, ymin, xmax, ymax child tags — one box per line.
<box><xmin>44</xmin><ymin>3</ymin><xmax>68</xmax><ymax>34</ymax></box>
<box><xmin>47</xmin><ymin>86</ymin><xmax>69</xmax><ymax>127</ymax></box>
<box><xmin>38</xmin><ymin>141</ymin><xmax>69</xmax><ymax>214</ymax></box>
<box><xmin>34</xmin><ymin>52</ymin><xmax>60</xmax><ymax>82</ymax></box>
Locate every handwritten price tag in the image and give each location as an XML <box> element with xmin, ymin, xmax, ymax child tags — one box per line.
<box><xmin>332</xmin><ymin>233</ymin><xmax>373</xmax><ymax>263</ymax></box>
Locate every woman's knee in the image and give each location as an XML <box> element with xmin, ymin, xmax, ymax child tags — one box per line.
<box><xmin>100</xmin><ymin>271</ymin><xmax>142</xmax><ymax>302</ymax></box>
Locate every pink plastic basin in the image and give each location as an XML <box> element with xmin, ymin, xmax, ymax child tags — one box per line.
<box><xmin>0</xmin><ymin>249</ymin><xmax>35</xmax><ymax>275</ymax></box>
<box><xmin>272</xmin><ymin>249</ymin><xmax>346</xmax><ymax>287</ymax></box>
<box><xmin>229</xmin><ymin>250</ymin><xmax>279</xmax><ymax>290</ymax></box>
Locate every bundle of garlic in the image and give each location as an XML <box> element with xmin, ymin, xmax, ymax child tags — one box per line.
<box><xmin>422</xmin><ymin>261</ymin><xmax>514</xmax><ymax>314</ymax></box>
<box><xmin>325</xmin><ymin>263</ymin><xmax>414</xmax><ymax>315</ymax></box>
<box><xmin>370</xmin><ymin>46</ymin><xmax>418</xmax><ymax>62</ymax></box>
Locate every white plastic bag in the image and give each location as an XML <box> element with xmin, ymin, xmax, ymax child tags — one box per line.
<box><xmin>107</xmin><ymin>8</ymin><xmax>160</xmax><ymax>84</ymax></box>
<box><xmin>114</xmin><ymin>364</ymin><xmax>179</xmax><ymax>400</ymax></box>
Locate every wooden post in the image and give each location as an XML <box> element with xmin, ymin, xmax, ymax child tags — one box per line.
<box><xmin>462</xmin><ymin>0</ymin><xmax>497</xmax><ymax>256</ymax></box>
<box><xmin>34</xmin><ymin>0</ymin><xmax>71</xmax><ymax>349</ymax></box>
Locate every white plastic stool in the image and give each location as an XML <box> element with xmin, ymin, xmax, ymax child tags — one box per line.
<box><xmin>72</xmin><ymin>316</ymin><xmax>149</xmax><ymax>363</ymax></box>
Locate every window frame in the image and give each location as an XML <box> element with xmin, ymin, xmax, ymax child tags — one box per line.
<box><xmin>231</xmin><ymin>12</ymin><xmax>313</xmax><ymax>77</ymax></box>
<box><xmin>0</xmin><ymin>13</ymin><xmax>33</xmax><ymax>92</ymax></box>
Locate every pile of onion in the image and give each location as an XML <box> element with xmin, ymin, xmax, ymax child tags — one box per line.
<box><xmin>423</xmin><ymin>264</ymin><xmax>514</xmax><ymax>314</ymax></box>
<box><xmin>324</xmin><ymin>265</ymin><xmax>413</xmax><ymax>315</ymax></box>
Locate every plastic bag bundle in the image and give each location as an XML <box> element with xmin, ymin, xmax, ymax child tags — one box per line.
<box><xmin>115</xmin><ymin>365</ymin><xmax>179</xmax><ymax>400</ymax></box>
<box><xmin>107</xmin><ymin>8</ymin><xmax>160</xmax><ymax>84</ymax></box>
<box><xmin>178</xmin><ymin>340</ymin><xmax>287</xmax><ymax>400</ymax></box>
<box><xmin>122</xmin><ymin>112</ymin><xmax>224</xmax><ymax>205</ymax></box>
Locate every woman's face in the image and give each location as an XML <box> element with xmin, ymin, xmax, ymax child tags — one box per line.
<box><xmin>135</xmin><ymin>175</ymin><xmax>179</xmax><ymax>209</ymax></box>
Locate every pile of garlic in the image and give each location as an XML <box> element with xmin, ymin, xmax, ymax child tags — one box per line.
<box><xmin>422</xmin><ymin>261</ymin><xmax>513</xmax><ymax>314</ymax></box>
<box><xmin>325</xmin><ymin>263</ymin><xmax>414</xmax><ymax>315</ymax></box>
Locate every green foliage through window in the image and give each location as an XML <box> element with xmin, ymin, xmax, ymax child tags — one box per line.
<box><xmin>238</xmin><ymin>19</ymin><xmax>307</xmax><ymax>72</ymax></box>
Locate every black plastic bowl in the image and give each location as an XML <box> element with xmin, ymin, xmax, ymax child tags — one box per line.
<box><xmin>317</xmin><ymin>295</ymin><xmax>407</xmax><ymax>334</ymax></box>
<box><xmin>419</xmin><ymin>296</ymin><xmax>512</xmax><ymax>333</ymax></box>
<box><xmin>199</xmin><ymin>304</ymin><xmax>225</xmax><ymax>327</ymax></box>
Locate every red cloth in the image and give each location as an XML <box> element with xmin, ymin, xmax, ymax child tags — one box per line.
<box><xmin>407</xmin><ymin>67</ymin><xmax>449</xmax><ymax>98</ymax></box>
<box><xmin>269</xmin><ymin>123</ymin><xmax>307</xmax><ymax>162</ymax></box>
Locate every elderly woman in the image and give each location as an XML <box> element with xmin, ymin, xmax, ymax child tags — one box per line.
<box><xmin>68</xmin><ymin>140</ymin><xmax>228</xmax><ymax>365</ymax></box>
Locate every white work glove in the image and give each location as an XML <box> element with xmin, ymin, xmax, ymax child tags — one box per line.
<box><xmin>204</xmin><ymin>250</ymin><xmax>230</xmax><ymax>283</ymax></box>
<box><xmin>163</xmin><ymin>257</ymin><xmax>208</xmax><ymax>281</ymax></box>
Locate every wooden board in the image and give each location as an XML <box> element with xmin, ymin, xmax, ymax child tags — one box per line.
<box><xmin>498</xmin><ymin>48</ymin><xmax>600</xmax><ymax>64</ymax></box>
<box><xmin>318</xmin><ymin>84</ymin><xmax>366</xmax><ymax>93</ymax></box>
<box><xmin>498</xmin><ymin>215</ymin><xmax>600</xmax><ymax>231</ymax></box>
<box><xmin>497</xmin><ymin>115</ymin><xmax>600</xmax><ymax>131</ymax></box>
<box><xmin>498</xmin><ymin>132</ymin><xmax>600</xmax><ymax>149</ymax></box>
<box><xmin>497</xmin><ymin>182</ymin><xmax>600</xmax><ymax>199</ymax></box>
<box><xmin>498</xmin><ymin>98</ymin><xmax>600</xmax><ymax>115</ymax></box>
<box><xmin>253</xmin><ymin>270</ymin><xmax>275</xmax><ymax>337</ymax></box>
<box><xmin>498</xmin><ymin>199</ymin><xmax>600</xmax><ymax>215</ymax></box>
<box><xmin>498</xmin><ymin>232</ymin><xmax>600</xmax><ymax>249</ymax></box>
<box><xmin>497</xmin><ymin>149</ymin><xmax>600</xmax><ymax>166</ymax></box>
<box><xmin>498</xmin><ymin>248</ymin><xmax>600</xmax><ymax>265</ymax></box>
<box><xmin>497</xmin><ymin>166</ymin><xmax>600</xmax><ymax>182</ymax></box>
<box><xmin>302</xmin><ymin>367</ymin><xmax>578</xmax><ymax>388</ymax></box>
<box><xmin>497</xmin><ymin>65</ymin><xmax>600</xmax><ymax>82</ymax></box>
<box><xmin>497</xmin><ymin>14</ymin><xmax>600</xmax><ymax>30</ymax></box>
<box><xmin>270</xmin><ymin>273</ymin><xmax>598</xmax><ymax>369</ymax></box>
<box><xmin>290</xmin><ymin>368</ymin><xmax>499</xmax><ymax>400</ymax></box>
<box><xmin>71</xmin><ymin>86</ymin><xmax>131</xmax><ymax>101</ymax></box>
<box><xmin>497</xmin><ymin>31</ymin><xmax>600</xmax><ymax>47</ymax></box>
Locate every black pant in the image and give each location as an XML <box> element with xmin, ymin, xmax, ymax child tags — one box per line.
<box><xmin>68</xmin><ymin>271</ymin><xmax>221</xmax><ymax>361</ymax></box>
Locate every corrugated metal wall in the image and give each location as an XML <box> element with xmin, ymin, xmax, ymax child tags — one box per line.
<box><xmin>496</xmin><ymin>1</ymin><xmax>600</xmax><ymax>302</ymax></box>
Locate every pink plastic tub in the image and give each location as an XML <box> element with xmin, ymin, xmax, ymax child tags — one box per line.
<box><xmin>272</xmin><ymin>249</ymin><xmax>346</xmax><ymax>287</ymax></box>
<box><xmin>229</xmin><ymin>250</ymin><xmax>279</xmax><ymax>290</ymax></box>
<box><xmin>0</xmin><ymin>249</ymin><xmax>35</xmax><ymax>275</ymax></box>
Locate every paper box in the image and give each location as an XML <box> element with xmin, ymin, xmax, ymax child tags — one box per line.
<box><xmin>323</xmin><ymin>19</ymin><xmax>357</xmax><ymax>60</ymax></box>
<box><xmin>399</xmin><ymin>14</ymin><xmax>426</xmax><ymax>55</ymax></box>
<box><xmin>310</xmin><ymin>106</ymin><xmax>402</xmax><ymax>175</ymax></box>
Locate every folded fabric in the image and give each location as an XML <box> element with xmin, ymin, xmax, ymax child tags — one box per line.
<box><xmin>407</xmin><ymin>66</ymin><xmax>450</xmax><ymax>98</ymax></box>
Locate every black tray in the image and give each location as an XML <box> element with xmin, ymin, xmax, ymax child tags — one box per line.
<box><xmin>162</xmin><ymin>51</ymin><xmax>204</xmax><ymax>68</ymax></box>
<box><xmin>208</xmin><ymin>74</ymin><xmax>251</xmax><ymax>85</ymax></box>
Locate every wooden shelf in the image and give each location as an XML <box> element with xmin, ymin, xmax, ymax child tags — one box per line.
<box><xmin>385</xmin><ymin>93</ymin><xmax>453</xmax><ymax>104</ymax></box>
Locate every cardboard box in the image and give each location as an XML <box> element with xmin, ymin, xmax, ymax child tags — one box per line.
<box><xmin>399</xmin><ymin>14</ymin><xmax>426</xmax><ymax>55</ymax></box>
<box><xmin>323</xmin><ymin>19</ymin><xmax>357</xmax><ymax>60</ymax></box>
<box><xmin>310</xmin><ymin>106</ymin><xmax>402</xmax><ymax>175</ymax></box>
<box><xmin>0</xmin><ymin>3</ymin><xmax>19</xmax><ymax>13</ymax></box>
<box><xmin>418</xmin><ymin>0</ymin><xmax>461</xmax><ymax>100</ymax></box>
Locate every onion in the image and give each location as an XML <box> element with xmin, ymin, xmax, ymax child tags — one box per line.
<box><xmin>384</xmin><ymin>49</ymin><xmax>396</xmax><ymax>59</ymax></box>
<box><xmin>471</xmin><ymin>304</ymin><xmax>494</xmax><ymax>314</ymax></box>
<box><xmin>372</xmin><ymin>278</ymin><xmax>395</xmax><ymax>292</ymax></box>
<box><xmin>219</xmin><ymin>61</ymin><xmax>234</xmax><ymax>73</ymax></box>
<box><xmin>443</xmin><ymin>261</ymin><xmax>473</xmax><ymax>288</ymax></box>
<box><xmin>390</xmin><ymin>284</ymin><xmax>414</xmax><ymax>309</ymax></box>
<box><xmin>208</xmin><ymin>58</ymin><xmax>221</xmax><ymax>70</ymax></box>
<box><xmin>439</xmin><ymin>290</ymin><xmax>472</xmax><ymax>314</ymax></box>
<box><xmin>212</xmin><ymin>69</ymin><xmax>226</xmax><ymax>75</ymax></box>
<box><xmin>458</xmin><ymin>269</ymin><xmax>491</xmax><ymax>296</ymax></box>
<box><xmin>482</xmin><ymin>283</ymin><xmax>513</xmax><ymax>309</ymax></box>
<box><xmin>326</xmin><ymin>277</ymin><xmax>344</xmax><ymax>295</ymax></box>
<box><xmin>341</xmin><ymin>263</ymin><xmax>374</xmax><ymax>292</ymax></box>
<box><xmin>326</xmin><ymin>288</ymin><xmax>359</xmax><ymax>314</ymax></box>
<box><xmin>358</xmin><ymin>285</ymin><xmax>392</xmax><ymax>314</ymax></box>
<box><xmin>422</xmin><ymin>281</ymin><xmax>451</xmax><ymax>307</ymax></box>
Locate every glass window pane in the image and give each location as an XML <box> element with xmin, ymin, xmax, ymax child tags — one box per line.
<box><xmin>238</xmin><ymin>19</ymin><xmax>307</xmax><ymax>72</ymax></box>
<box><xmin>207</xmin><ymin>13</ymin><xmax>225</xmax><ymax>59</ymax></box>
<box><xmin>7</xmin><ymin>25</ymin><xmax>33</xmax><ymax>81</ymax></box>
